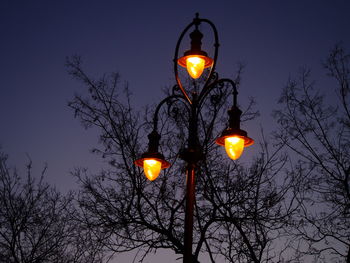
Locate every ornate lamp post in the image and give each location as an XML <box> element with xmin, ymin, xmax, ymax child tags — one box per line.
<box><xmin>135</xmin><ymin>13</ymin><xmax>254</xmax><ymax>263</ymax></box>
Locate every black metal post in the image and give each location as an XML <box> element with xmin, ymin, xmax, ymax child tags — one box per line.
<box><xmin>172</xmin><ymin>14</ymin><xmax>219</xmax><ymax>262</ymax></box>
<box><xmin>182</xmin><ymin>97</ymin><xmax>202</xmax><ymax>263</ymax></box>
<box><xmin>183</xmin><ymin>163</ymin><xmax>196</xmax><ymax>263</ymax></box>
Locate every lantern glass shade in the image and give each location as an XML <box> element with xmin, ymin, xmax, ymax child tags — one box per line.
<box><xmin>216</xmin><ymin>128</ymin><xmax>254</xmax><ymax>160</ymax></box>
<box><xmin>143</xmin><ymin>159</ymin><xmax>162</xmax><ymax>181</ymax></box>
<box><xmin>186</xmin><ymin>56</ymin><xmax>205</xmax><ymax>79</ymax></box>
<box><xmin>135</xmin><ymin>154</ymin><xmax>170</xmax><ymax>181</ymax></box>
<box><xmin>224</xmin><ymin>136</ymin><xmax>244</xmax><ymax>160</ymax></box>
<box><xmin>178</xmin><ymin>54</ymin><xmax>213</xmax><ymax>79</ymax></box>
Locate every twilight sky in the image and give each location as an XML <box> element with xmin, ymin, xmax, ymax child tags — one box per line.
<box><xmin>0</xmin><ymin>1</ymin><xmax>349</xmax><ymax>261</ymax></box>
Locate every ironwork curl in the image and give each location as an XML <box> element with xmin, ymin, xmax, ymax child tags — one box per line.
<box><xmin>152</xmin><ymin>95</ymin><xmax>190</xmax><ymax>131</ymax></box>
<box><xmin>208</xmin><ymin>71</ymin><xmax>219</xmax><ymax>86</ymax></box>
<box><xmin>171</xmin><ymin>84</ymin><xmax>182</xmax><ymax>95</ymax></box>
<box><xmin>197</xmin><ymin>78</ymin><xmax>238</xmax><ymax>113</ymax></box>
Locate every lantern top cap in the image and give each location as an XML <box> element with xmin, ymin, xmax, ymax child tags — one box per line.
<box><xmin>216</xmin><ymin>128</ymin><xmax>254</xmax><ymax>147</ymax></box>
<box><xmin>134</xmin><ymin>152</ymin><xmax>170</xmax><ymax>169</ymax></box>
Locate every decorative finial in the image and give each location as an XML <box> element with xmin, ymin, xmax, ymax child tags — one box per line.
<box><xmin>194</xmin><ymin>13</ymin><xmax>200</xmax><ymax>28</ymax></box>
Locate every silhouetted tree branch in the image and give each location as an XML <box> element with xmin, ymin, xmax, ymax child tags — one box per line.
<box><xmin>274</xmin><ymin>45</ymin><xmax>350</xmax><ymax>262</ymax></box>
<box><xmin>0</xmin><ymin>152</ymin><xmax>106</xmax><ymax>263</ymax></box>
<box><xmin>67</xmin><ymin>56</ymin><xmax>296</xmax><ymax>262</ymax></box>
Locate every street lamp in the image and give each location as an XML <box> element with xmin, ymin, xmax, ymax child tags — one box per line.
<box><xmin>177</xmin><ymin>26</ymin><xmax>213</xmax><ymax>79</ymax></box>
<box><xmin>135</xmin><ymin>13</ymin><xmax>254</xmax><ymax>263</ymax></box>
<box><xmin>134</xmin><ymin>130</ymin><xmax>170</xmax><ymax>181</ymax></box>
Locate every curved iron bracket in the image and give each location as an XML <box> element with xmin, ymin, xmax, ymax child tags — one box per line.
<box><xmin>152</xmin><ymin>94</ymin><xmax>190</xmax><ymax>132</ymax></box>
<box><xmin>197</xmin><ymin>77</ymin><xmax>239</xmax><ymax>114</ymax></box>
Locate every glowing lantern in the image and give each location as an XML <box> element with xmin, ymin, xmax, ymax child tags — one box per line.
<box><xmin>216</xmin><ymin>106</ymin><xmax>254</xmax><ymax>160</ymax></box>
<box><xmin>177</xmin><ymin>28</ymin><xmax>213</xmax><ymax>79</ymax></box>
<box><xmin>224</xmin><ymin>136</ymin><xmax>245</xmax><ymax>160</ymax></box>
<box><xmin>134</xmin><ymin>131</ymin><xmax>170</xmax><ymax>181</ymax></box>
<box><xmin>186</xmin><ymin>56</ymin><xmax>205</xmax><ymax>79</ymax></box>
<box><xmin>143</xmin><ymin>159</ymin><xmax>162</xmax><ymax>181</ymax></box>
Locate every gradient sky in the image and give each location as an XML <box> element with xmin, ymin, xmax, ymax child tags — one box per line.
<box><xmin>1</xmin><ymin>1</ymin><xmax>350</xmax><ymax>262</ymax></box>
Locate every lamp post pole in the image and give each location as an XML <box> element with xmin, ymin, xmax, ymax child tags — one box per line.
<box><xmin>182</xmin><ymin>96</ymin><xmax>201</xmax><ymax>263</ymax></box>
<box><xmin>135</xmin><ymin>14</ymin><xmax>254</xmax><ymax>263</ymax></box>
<box><xmin>183</xmin><ymin>160</ymin><xmax>197</xmax><ymax>263</ymax></box>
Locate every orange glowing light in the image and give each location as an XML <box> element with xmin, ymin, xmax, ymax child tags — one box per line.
<box><xmin>224</xmin><ymin>136</ymin><xmax>245</xmax><ymax>160</ymax></box>
<box><xmin>178</xmin><ymin>55</ymin><xmax>213</xmax><ymax>79</ymax></box>
<box><xmin>186</xmin><ymin>56</ymin><xmax>205</xmax><ymax>79</ymax></box>
<box><xmin>143</xmin><ymin>159</ymin><xmax>162</xmax><ymax>181</ymax></box>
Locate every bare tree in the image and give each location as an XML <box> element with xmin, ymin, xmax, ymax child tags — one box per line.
<box><xmin>0</xmin><ymin>152</ymin><xmax>106</xmax><ymax>263</ymax></box>
<box><xmin>67</xmin><ymin>56</ymin><xmax>297</xmax><ymax>262</ymax></box>
<box><xmin>273</xmin><ymin>45</ymin><xmax>350</xmax><ymax>262</ymax></box>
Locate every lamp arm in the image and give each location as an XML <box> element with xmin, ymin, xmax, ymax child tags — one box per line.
<box><xmin>152</xmin><ymin>94</ymin><xmax>190</xmax><ymax>131</ymax></box>
<box><xmin>220</xmin><ymin>78</ymin><xmax>238</xmax><ymax>107</ymax></box>
<box><xmin>197</xmin><ymin>78</ymin><xmax>238</xmax><ymax>112</ymax></box>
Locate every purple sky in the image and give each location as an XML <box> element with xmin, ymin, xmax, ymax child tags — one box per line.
<box><xmin>1</xmin><ymin>1</ymin><xmax>349</xmax><ymax>261</ymax></box>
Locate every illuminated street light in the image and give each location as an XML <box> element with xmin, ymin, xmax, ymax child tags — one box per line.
<box><xmin>215</xmin><ymin>92</ymin><xmax>254</xmax><ymax>160</ymax></box>
<box><xmin>177</xmin><ymin>28</ymin><xmax>213</xmax><ymax>79</ymax></box>
<box><xmin>135</xmin><ymin>13</ymin><xmax>254</xmax><ymax>263</ymax></box>
<box><xmin>134</xmin><ymin>130</ymin><xmax>170</xmax><ymax>181</ymax></box>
